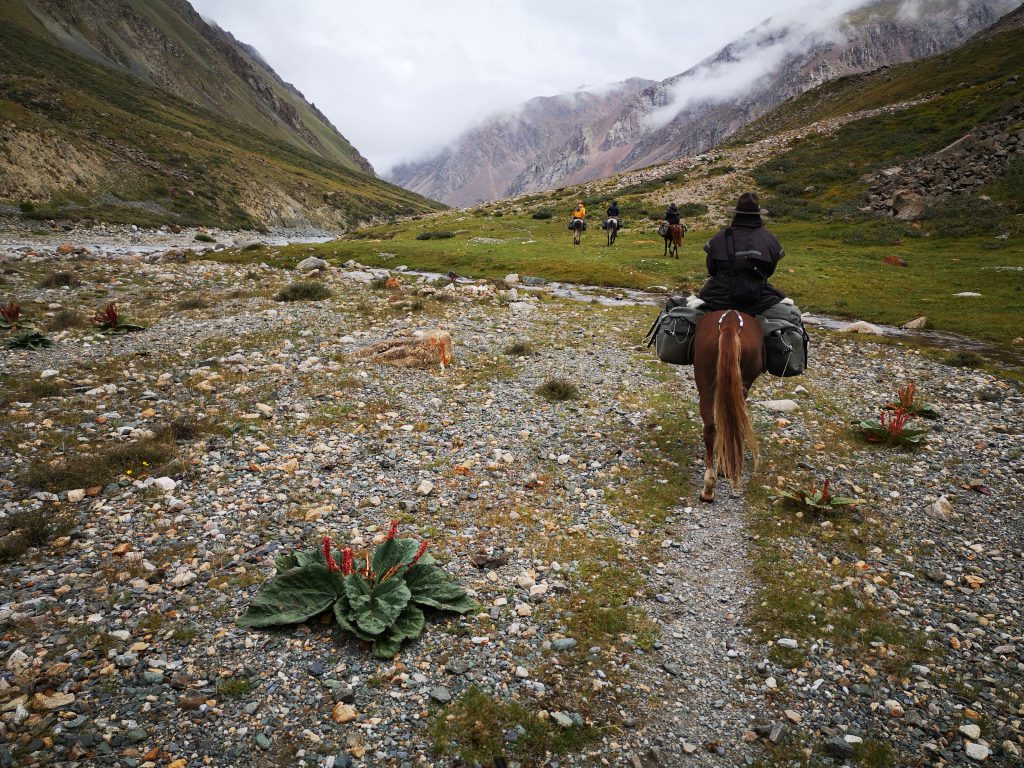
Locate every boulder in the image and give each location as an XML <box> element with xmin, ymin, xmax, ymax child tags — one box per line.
<box><xmin>840</xmin><ymin>321</ymin><xmax>884</xmax><ymax>335</ymax></box>
<box><xmin>892</xmin><ymin>190</ymin><xmax>926</xmax><ymax>221</ymax></box>
<box><xmin>758</xmin><ymin>399</ymin><xmax>800</xmax><ymax>413</ymax></box>
<box><xmin>296</xmin><ymin>256</ymin><xmax>329</xmax><ymax>272</ymax></box>
<box><xmin>902</xmin><ymin>316</ymin><xmax>927</xmax><ymax>329</ymax></box>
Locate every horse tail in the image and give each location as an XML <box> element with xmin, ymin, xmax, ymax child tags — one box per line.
<box><xmin>713</xmin><ymin>316</ymin><xmax>758</xmax><ymax>487</ymax></box>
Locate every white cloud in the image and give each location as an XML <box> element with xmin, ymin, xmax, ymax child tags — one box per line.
<box><xmin>187</xmin><ymin>0</ymin><xmax>944</xmax><ymax>172</ymax></box>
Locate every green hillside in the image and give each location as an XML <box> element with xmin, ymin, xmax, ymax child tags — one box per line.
<box><xmin>731</xmin><ymin>6</ymin><xmax>1024</xmax><ymax>215</ymax></box>
<box><xmin>0</xmin><ymin>6</ymin><xmax>443</xmax><ymax>229</ymax></box>
<box><xmin>2</xmin><ymin>0</ymin><xmax>371</xmax><ymax>173</ymax></box>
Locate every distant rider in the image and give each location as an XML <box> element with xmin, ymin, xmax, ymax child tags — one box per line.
<box><xmin>572</xmin><ymin>201</ymin><xmax>586</xmax><ymax>224</ymax></box>
<box><xmin>605</xmin><ymin>200</ymin><xmax>620</xmax><ymax>229</ymax></box>
<box><xmin>698</xmin><ymin>191</ymin><xmax>786</xmax><ymax>315</ymax></box>
<box><xmin>664</xmin><ymin>203</ymin><xmax>681</xmax><ymax>227</ymax></box>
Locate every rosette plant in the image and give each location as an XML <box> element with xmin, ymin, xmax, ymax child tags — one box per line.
<box><xmin>91</xmin><ymin>302</ymin><xmax>145</xmax><ymax>334</ymax></box>
<box><xmin>238</xmin><ymin>520</ymin><xmax>476</xmax><ymax>658</ymax></box>
<box><xmin>777</xmin><ymin>478</ymin><xmax>857</xmax><ymax>516</ymax></box>
<box><xmin>858</xmin><ymin>407</ymin><xmax>927</xmax><ymax>446</ymax></box>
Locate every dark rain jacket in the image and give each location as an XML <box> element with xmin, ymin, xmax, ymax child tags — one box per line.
<box><xmin>665</xmin><ymin>208</ymin><xmax>681</xmax><ymax>225</ymax></box>
<box><xmin>697</xmin><ymin>215</ymin><xmax>787</xmax><ymax>314</ymax></box>
<box><xmin>607</xmin><ymin>204</ymin><xmax>620</xmax><ymax>219</ymax></box>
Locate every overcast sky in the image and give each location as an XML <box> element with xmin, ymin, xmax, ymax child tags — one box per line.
<box><xmin>190</xmin><ymin>0</ymin><xmax>888</xmax><ymax>174</ymax></box>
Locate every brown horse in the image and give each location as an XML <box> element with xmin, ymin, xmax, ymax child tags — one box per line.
<box><xmin>693</xmin><ymin>309</ymin><xmax>764</xmax><ymax>502</ymax></box>
<box><xmin>570</xmin><ymin>217</ymin><xmax>585</xmax><ymax>246</ymax></box>
<box><xmin>663</xmin><ymin>224</ymin><xmax>683</xmax><ymax>258</ymax></box>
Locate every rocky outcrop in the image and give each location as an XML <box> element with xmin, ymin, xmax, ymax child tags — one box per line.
<box><xmin>867</xmin><ymin>97</ymin><xmax>1024</xmax><ymax>217</ymax></box>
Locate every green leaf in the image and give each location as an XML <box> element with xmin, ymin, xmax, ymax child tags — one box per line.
<box><xmin>353</xmin><ymin>578</ymin><xmax>412</xmax><ymax>635</ymax></box>
<box><xmin>238</xmin><ymin>564</ymin><xmax>345</xmax><ymax>628</ymax></box>
<box><xmin>334</xmin><ymin>598</ymin><xmax>377</xmax><ymax>642</ymax></box>
<box><xmin>274</xmin><ymin>552</ymin><xmax>299</xmax><ymax>574</ymax></box>
<box><xmin>295</xmin><ymin>548</ymin><xmax>328</xmax><ymax>568</ymax></box>
<box><xmin>370</xmin><ymin>538</ymin><xmax>418</xmax><ymax>578</ymax></box>
<box><xmin>405</xmin><ymin>564</ymin><xmax>476</xmax><ymax>613</ymax></box>
<box><xmin>370</xmin><ymin>605</ymin><xmax>426</xmax><ymax>658</ymax></box>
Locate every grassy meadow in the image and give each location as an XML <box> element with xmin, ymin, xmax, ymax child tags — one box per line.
<box><xmin>211</xmin><ymin>205</ymin><xmax>1024</xmax><ymax>345</ymax></box>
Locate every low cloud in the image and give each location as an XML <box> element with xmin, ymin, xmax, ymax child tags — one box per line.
<box><xmin>643</xmin><ymin>0</ymin><xmax>881</xmax><ymax>131</ymax></box>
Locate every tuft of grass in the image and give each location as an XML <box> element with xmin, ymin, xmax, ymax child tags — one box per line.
<box><xmin>503</xmin><ymin>339</ymin><xmax>535</xmax><ymax>356</ymax></box>
<box><xmin>23</xmin><ymin>431</ymin><xmax>178</xmax><ymax>492</ymax></box>
<box><xmin>38</xmin><ymin>271</ymin><xmax>80</xmax><ymax>289</ymax></box>
<box><xmin>944</xmin><ymin>350</ymin><xmax>983</xmax><ymax>368</ymax></box>
<box><xmin>175</xmin><ymin>296</ymin><xmax>208</xmax><ymax>311</ymax></box>
<box><xmin>194</xmin><ymin>233</ymin><xmax>216</xmax><ymax>243</ymax></box>
<box><xmin>216</xmin><ymin>677</ymin><xmax>254</xmax><ymax>698</ymax></box>
<box><xmin>0</xmin><ymin>509</ymin><xmax>75</xmax><ymax>563</ymax></box>
<box><xmin>536</xmin><ymin>377</ymin><xmax>579</xmax><ymax>401</ymax></box>
<box><xmin>429</xmin><ymin>686</ymin><xmax>595</xmax><ymax>766</ymax></box>
<box><xmin>415</xmin><ymin>230</ymin><xmax>455</xmax><ymax>240</ymax></box>
<box><xmin>274</xmin><ymin>281</ymin><xmax>332</xmax><ymax>302</ymax></box>
<box><xmin>531</xmin><ymin>210</ymin><xmax>553</xmax><ymax>220</ymax></box>
<box><xmin>165</xmin><ymin>415</ymin><xmax>225</xmax><ymax>441</ymax></box>
<box><xmin>0</xmin><ymin>376</ymin><xmax>64</xmax><ymax>405</ymax></box>
<box><xmin>45</xmin><ymin>308</ymin><xmax>89</xmax><ymax>331</ymax></box>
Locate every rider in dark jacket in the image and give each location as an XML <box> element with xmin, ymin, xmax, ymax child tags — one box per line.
<box><xmin>664</xmin><ymin>203</ymin><xmax>681</xmax><ymax>226</ymax></box>
<box><xmin>607</xmin><ymin>201</ymin><xmax>620</xmax><ymax>219</ymax></box>
<box><xmin>698</xmin><ymin>192</ymin><xmax>786</xmax><ymax>315</ymax></box>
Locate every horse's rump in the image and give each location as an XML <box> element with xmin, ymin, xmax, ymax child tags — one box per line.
<box><xmin>668</xmin><ymin>224</ymin><xmax>683</xmax><ymax>246</ymax></box>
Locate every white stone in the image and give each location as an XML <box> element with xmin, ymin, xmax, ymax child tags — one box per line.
<box><xmin>66</xmin><ymin>488</ymin><xmax>86</xmax><ymax>503</ymax></box>
<box><xmin>148</xmin><ymin>477</ymin><xmax>176</xmax><ymax>492</ymax></box>
<box><xmin>40</xmin><ymin>369</ymin><xmax>59</xmax><ymax>379</ymax></box>
<box><xmin>759</xmin><ymin>399</ymin><xmax>800</xmax><ymax>413</ymax></box>
<box><xmin>958</xmin><ymin>724</ymin><xmax>981</xmax><ymax>740</ymax></box>
<box><xmin>5</xmin><ymin>649</ymin><xmax>29</xmax><ymax>671</ymax></box>
<box><xmin>557</xmin><ymin>454</ymin><xmax>571</xmax><ymax>465</ymax></box>
<box><xmin>508</xmin><ymin>301</ymin><xmax>536</xmax><ymax>314</ymax></box>
<box><xmin>840</xmin><ymin>321</ymin><xmax>884</xmax><ymax>335</ymax></box>
<box><xmin>954</xmin><ymin>292</ymin><xmax>982</xmax><ymax>298</ymax></box>
<box><xmin>902</xmin><ymin>316</ymin><xmax>927</xmax><ymax>329</ymax></box>
<box><xmin>965</xmin><ymin>743</ymin><xmax>990</xmax><ymax>762</ymax></box>
<box><xmin>504</xmin><ymin>273</ymin><xmax>520</xmax><ymax>285</ymax></box>
<box><xmin>925</xmin><ymin>495</ymin><xmax>954</xmax><ymax>521</ymax></box>
<box><xmin>416</xmin><ymin>480</ymin><xmax>434</xmax><ymax>496</ymax></box>
<box><xmin>170</xmin><ymin>570</ymin><xmax>197</xmax><ymax>588</ymax></box>
<box><xmin>777</xmin><ymin>638</ymin><xmax>798</xmax><ymax>648</ymax></box>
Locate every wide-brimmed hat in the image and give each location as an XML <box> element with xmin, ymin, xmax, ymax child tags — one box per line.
<box><xmin>729</xmin><ymin>191</ymin><xmax>769</xmax><ymax>216</ymax></box>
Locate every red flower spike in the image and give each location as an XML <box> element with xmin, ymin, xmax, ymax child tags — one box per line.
<box><xmin>342</xmin><ymin>548</ymin><xmax>354</xmax><ymax>576</ymax></box>
<box><xmin>410</xmin><ymin>540</ymin><xmax>429</xmax><ymax>566</ymax></box>
<box><xmin>822</xmin><ymin>478</ymin><xmax>831</xmax><ymax>504</ymax></box>
<box><xmin>0</xmin><ymin>303</ymin><xmax>21</xmax><ymax>324</ymax></box>
<box><xmin>387</xmin><ymin>519</ymin><xmax>399</xmax><ymax>540</ymax></box>
<box><xmin>322</xmin><ymin>536</ymin><xmax>340</xmax><ymax>572</ymax></box>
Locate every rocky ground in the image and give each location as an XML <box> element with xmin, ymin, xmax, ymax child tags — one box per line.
<box><xmin>0</xmin><ymin>240</ymin><xmax>1021</xmax><ymax>768</ymax></box>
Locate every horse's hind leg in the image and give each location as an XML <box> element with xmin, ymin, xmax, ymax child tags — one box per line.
<box><xmin>699</xmin><ymin>399</ymin><xmax>716</xmax><ymax>502</ymax></box>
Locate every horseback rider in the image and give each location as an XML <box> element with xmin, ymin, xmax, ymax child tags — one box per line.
<box><xmin>572</xmin><ymin>201</ymin><xmax>586</xmax><ymax>224</ymax></box>
<box><xmin>604</xmin><ymin>200</ymin><xmax>620</xmax><ymax>230</ymax></box>
<box><xmin>698</xmin><ymin>192</ymin><xmax>786</xmax><ymax>315</ymax></box>
<box><xmin>664</xmin><ymin>203</ymin><xmax>681</xmax><ymax>227</ymax></box>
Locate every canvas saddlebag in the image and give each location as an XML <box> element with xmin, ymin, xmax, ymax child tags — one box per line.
<box><xmin>645</xmin><ymin>298</ymin><xmax>706</xmax><ymax>366</ymax></box>
<box><xmin>757</xmin><ymin>302</ymin><xmax>809</xmax><ymax>377</ymax></box>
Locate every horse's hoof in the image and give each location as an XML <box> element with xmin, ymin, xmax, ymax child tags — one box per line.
<box><xmin>700</xmin><ymin>490</ymin><xmax>715</xmax><ymax>503</ymax></box>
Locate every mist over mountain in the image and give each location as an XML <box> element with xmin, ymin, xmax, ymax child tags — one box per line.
<box><xmin>389</xmin><ymin>0</ymin><xmax>1015</xmax><ymax>206</ymax></box>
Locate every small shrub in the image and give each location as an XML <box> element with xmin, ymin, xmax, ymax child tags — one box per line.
<box><xmin>531</xmin><ymin>210</ymin><xmax>553</xmax><ymax>220</ymax></box>
<box><xmin>370</xmin><ymin>276</ymin><xmax>390</xmax><ymax>290</ymax></box>
<box><xmin>503</xmin><ymin>339</ymin><xmax>534</xmax><ymax>356</ymax></box>
<box><xmin>91</xmin><ymin>302</ymin><xmax>145</xmax><ymax>334</ymax></box>
<box><xmin>216</xmin><ymin>677</ymin><xmax>254</xmax><ymax>698</ymax></box>
<box><xmin>841</xmin><ymin>218</ymin><xmax>921</xmax><ymax>246</ymax></box>
<box><xmin>38</xmin><ymin>271</ymin><xmax>79</xmax><ymax>289</ymax></box>
<box><xmin>194</xmin><ymin>233</ymin><xmax>216</xmax><ymax>243</ymax></box>
<box><xmin>23</xmin><ymin>432</ymin><xmax>177</xmax><ymax>492</ymax></box>
<box><xmin>274</xmin><ymin>281</ymin><xmax>332</xmax><ymax>302</ymax></box>
<box><xmin>242</xmin><ymin>243</ymin><xmax>263</xmax><ymax>252</ymax></box>
<box><xmin>415</xmin><ymin>231</ymin><xmax>455</xmax><ymax>241</ymax></box>
<box><xmin>0</xmin><ymin>509</ymin><xmax>74</xmax><ymax>563</ymax></box>
<box><xmin>944</xmin><ymin>350</ymin><xmax>983</xmax><ymax>368</ymax></box>
<box><xmin>924</xmin><ymin>196</ymin><xmax>1006</xmax><ymax>238</ymax></box>
<box><xmin>537</xmin><ymin>377</ymin><xmax>579</xmax><ymax>401</ymax></box>
<box><xmin>492</xmin><ymin>210</ymin><xmax>504</xmax><ymax>217</ymax></box>
<box><xmin>6</xmin><ymin>331</ymin><xmax>52</xmax><ymax>350</ymax></box>
<box><xmin>176</xmin><ymin>296</ymin><xmax>208</xmax><ymax>311</ymax></box>
<box><xmin>18</xmin><ymin>201</ymin><xmax>34</xmax><ymax>213</ymax></box>
<box><xmin>46</xmin><ymin>308</ymin><xmax>89</xmax><ymax>331</ymax></box>
<box><xmin>677</xmin><ymin>202</ymin><xmax>707</xmax><ymax>217</ymax></box>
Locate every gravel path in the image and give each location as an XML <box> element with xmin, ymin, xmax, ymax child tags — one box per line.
<box><xmin>1</xmin><ymin>242</ymin><xmax>1021</xmax><ymax>767</ymax></box>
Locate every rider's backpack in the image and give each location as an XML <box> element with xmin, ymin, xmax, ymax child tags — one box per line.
<box><xmin>657</xmin><ymin>222</ymin><xmax>669</xmax><ymax>238</ymax></box>
<box><xmin>757</xmin><ymin>300</ymin><xmax>809</xmax><ymax>377</ymax></box>
<box><xmin>645</xmin><ymin>296</ymin><xmax>706</xmax><ymax>366</ymax></box>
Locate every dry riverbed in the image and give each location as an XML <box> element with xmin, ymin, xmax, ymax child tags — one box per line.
<box><xmin>1</xmin><ymin>242</ymin><xmax>1022</xmax><ymax>768</ymax></box>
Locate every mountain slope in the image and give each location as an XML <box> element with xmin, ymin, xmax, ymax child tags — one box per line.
<box><xmin>0</xmin><ymin>2</ymin><xmax>443</xmax><ymax>229</ymax></box>
<box><xmin>4</xmin><ymin>0</ymin><xmax>374</xmax><ymax>175</ymax></box>
<box><xmin>388</xmin><ymin>79</ymin><xmax>654</xmax><ymax>207</ymax></box>
<box><xmin>391</xmin><ymin>0</ymin><xmax>1013</xmax><ymax>206</ymax></box>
